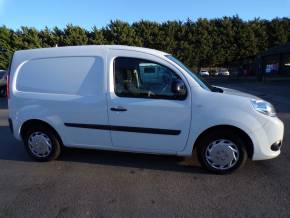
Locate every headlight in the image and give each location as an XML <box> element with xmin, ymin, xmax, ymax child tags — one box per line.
<box><xmin>251</xmin><ymin>99</ymin><xmax>276</xmax><ymax>117</ymax></box>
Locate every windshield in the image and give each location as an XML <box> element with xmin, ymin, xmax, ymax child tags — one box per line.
<box><xmin>165</xmin><ymin>55</ymin><xmax>214</xmax><ymax>91</ymax></box>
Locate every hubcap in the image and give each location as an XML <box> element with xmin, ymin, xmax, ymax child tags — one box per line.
<box><xmin>28</xmin><ymin>132</ymin><xmax>52</xmax><ymax>158</ymax></box>
<box><xmin>205</xmin><ymin>139</ymin><xmax>240</xmax><ymax>170</ymax></box>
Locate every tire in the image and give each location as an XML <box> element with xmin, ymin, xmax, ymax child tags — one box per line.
<box><xmin>0</xmin><ymin>87</ymin><xmax>6</xmax><ymax>97</ymax></box>
<box><xmin>196</xmin><ymin>130</ymin><xmax>248</xmax><ymax>174</ymax></box>
<box><xmin>23</xmin><ymin>125</ymin><xmax>62</xmax><ymax>161</ymax></box>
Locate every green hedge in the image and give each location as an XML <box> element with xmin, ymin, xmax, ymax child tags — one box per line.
<box><xmin>0</xmin><ymin>16</ymin><xmax>290</xmax><ymax>70</ymax></box>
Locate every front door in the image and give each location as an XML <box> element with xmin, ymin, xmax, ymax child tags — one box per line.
<box><xmin>107</xmin><ymin>55</ymin><xmax>192</xmax><ymax>153</ymax></box>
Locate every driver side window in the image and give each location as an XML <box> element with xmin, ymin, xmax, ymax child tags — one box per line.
<box><xmin>114</xmin><ymin>57</ymin><xmax>187</xmax><ymax>100</ymax></box>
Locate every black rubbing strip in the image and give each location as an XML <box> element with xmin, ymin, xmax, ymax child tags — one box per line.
<box><xmin>64</xmin><ymin>123</ymin><xmax>111</xmax><ymax>130</ymax></box>
<box><xmin>64</xmin><ymin>123</ymin><xmax>181</xmax><ymax>135</ymax></box>
<box><xmin>111</xmin><ymin>125</ymin><xmax>180</xmax><ymax>135</ymax></box>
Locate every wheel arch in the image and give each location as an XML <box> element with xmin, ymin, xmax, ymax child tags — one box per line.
<box><xmin>193</xmin><ymin>125</ymin><xmax>254</xmax><ymax>158</ymax></box>
<box><xmin>20</xmin><ymin>119</ymin><xmax>63</xmax><ymax>146</ymax></box>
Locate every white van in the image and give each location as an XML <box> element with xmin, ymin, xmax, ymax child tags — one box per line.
<box><xmin>7</xmin><ymin>45</ymin><xmax>284</xmax><ymax>174</ymax></box>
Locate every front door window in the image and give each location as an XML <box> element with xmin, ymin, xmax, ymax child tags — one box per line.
<box><xmin>114</xmin><ymin>57</ymin><xmax>187</xmax><ymax>100</ymax></box>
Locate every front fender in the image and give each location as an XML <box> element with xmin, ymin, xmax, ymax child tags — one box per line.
<box><xmin>178</xmin><ymin>94</ymin><xmax>266</xmax><ymax>156</ymax></box>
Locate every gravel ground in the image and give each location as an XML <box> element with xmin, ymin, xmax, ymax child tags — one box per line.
<box><xmin>0</xmin><ymin>80</ymin><xmax>289</xmax><ymax>218</ymax></box>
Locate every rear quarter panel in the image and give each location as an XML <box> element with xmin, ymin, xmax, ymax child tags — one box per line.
<box><xmin>8</xmin><ymin>48</ymin><xmax>110</xmax><ymax>147</ymax></box>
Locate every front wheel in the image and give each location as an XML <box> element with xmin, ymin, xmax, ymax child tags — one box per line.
<box><xmin>196</xmin><ymin>131</ymin><xmax>247</xmax><ymax>174</ymax></box>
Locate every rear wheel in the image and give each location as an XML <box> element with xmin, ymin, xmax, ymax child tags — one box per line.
<box><xmin>0</xmin><ymin>87</ymin><xmax>6</xmax><ymax>97</ymax></box>
<box><xmin>23</xmin><ymin>125</ymin><xmax>62</xmax><ymax>161</ymax></box>
<box><xmin>196</xmin><ymin>130</ymin><xmax>247</xmax><ymax>174</ymax></box>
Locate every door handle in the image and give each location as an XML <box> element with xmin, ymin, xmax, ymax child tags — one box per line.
<box><xmin>110</xmin><ymin>106</ymin><xmax>127</xmax><ymax>112</ymax></box>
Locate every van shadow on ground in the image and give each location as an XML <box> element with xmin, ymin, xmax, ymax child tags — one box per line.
<box><xmin>0</xmin><ymin>98</ymin><xmax>204</xmax><ymax>174</ymax></box>
<box><xmin>0</xmin><ymin>98</ymin><xmax>7</xmax><ymax>109</ymax></box>
<box><xmin>0</xmin><ymin>125</ymin><xmax>205</xmax><ymax>174</ymax></box>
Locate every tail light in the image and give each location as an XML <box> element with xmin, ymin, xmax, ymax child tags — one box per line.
<box><xmin>6</xmin><ymin>54</ymin><xmax>13</xmax><ymax>99</ymax></box>
<box><xmin>6</xmin><ymin>73</ymin><xmax>10</xmax><ymax>98</ymax></box>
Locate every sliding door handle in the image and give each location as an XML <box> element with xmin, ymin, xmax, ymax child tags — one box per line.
<box><xmin>110</xmin><ymin>106</ymin><xmax>127</xmax><ymax>112</ymax></box>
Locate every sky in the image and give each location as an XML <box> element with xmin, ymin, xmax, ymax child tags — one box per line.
<box><xmin>0</xmin><ymin>0</ymin><xmax>290</xmax><ymax>30</ymax></box>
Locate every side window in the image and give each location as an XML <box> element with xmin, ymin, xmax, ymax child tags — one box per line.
<box><xmin>114</xmin><ymin>57</ymin><xmax>187</xmax><ymax>100</ymax></box>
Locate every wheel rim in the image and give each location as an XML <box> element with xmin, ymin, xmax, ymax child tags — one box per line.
<box><xmin>205</xmin><ymin>139</ymin><xmax>240</xmax><ymax>170</ymax></box>
<box><xmin>28</xmin><ymin>132</ymin><xmax>52</xmax><ymax>158</ymax></box>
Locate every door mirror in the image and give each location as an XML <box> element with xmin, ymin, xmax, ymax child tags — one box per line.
<box><xmin>171</xmin><ymin>80</ymin><xmax>187</xmax><ymax>98</ymax></box>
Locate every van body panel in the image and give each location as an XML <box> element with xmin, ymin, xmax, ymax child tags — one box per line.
<box><xmin>9</xmin><ymin>47</ymin><xmax>112</xmax><ymax>148</ymax></box>
<box><xmin>8</xmin><ymin>45</ymin><xmax>284</xmax><ymax>163</ymax></box>
<box><xmin>106</xmin><ymin>49</ymin><xmax>192</xmax><ymax>153</ymax></box>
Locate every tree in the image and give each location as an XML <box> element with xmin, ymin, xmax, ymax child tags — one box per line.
<box><xmin>267</xmin><ymin>18</ymin><xmax>290</xmax><ymax>47</ymax></box>
<box><xmin>104</xmin><ymin>20</ymin><xmax>142</xmax><ymax>46</ymax></box>
<box><xmin>249</xmin><ymin>18</ymin><xmax>268</xmax><ymax>53</ymax></box>
<box><xmin>0</xmin><ymin>17</ymin><xmax>289</xmax><ymax>70</ymax></box>
<box><xmin>16</xmin><ymin>27</ymin><xmax>42</xmax><ymax>49</ymax></box>
<box><xmin>0</xmin><ymin>26</ymin><xmax>13</xmax><ymax>69</ymax></box>
<box><xmin>88</xmin><ymin>26</ymin><xmax>106</xmax><ymax>45</ymax></box>
<box><xmin>39</xmin><ymin>27</ymin><xmax>60</xmax><ymax>47</ymax></box>
<box><xmin>132</xmin><ymin>20</ymin><xmax>162</xmax><ymax>49</ymax></box>
<box><xmin>63</xmin><ymin>24</ymin><xmax>88</xmax><ymax>46</ymax></box>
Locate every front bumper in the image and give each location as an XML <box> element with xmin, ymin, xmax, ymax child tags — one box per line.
<box><xmin>270</xmin><ymin>140</ymin><xmax>282</xmax><ymax>151</ymax></box>
<box><xmin>251</xmin><ymin>116</ymin><xmax>284</xmax><ymax>160</ymax></box>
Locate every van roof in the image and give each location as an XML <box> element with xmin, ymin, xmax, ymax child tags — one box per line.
<box><xmin>14</xmin><ymin>45</ymin><xmax>170</xmax><ymax>59</ymax></box>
